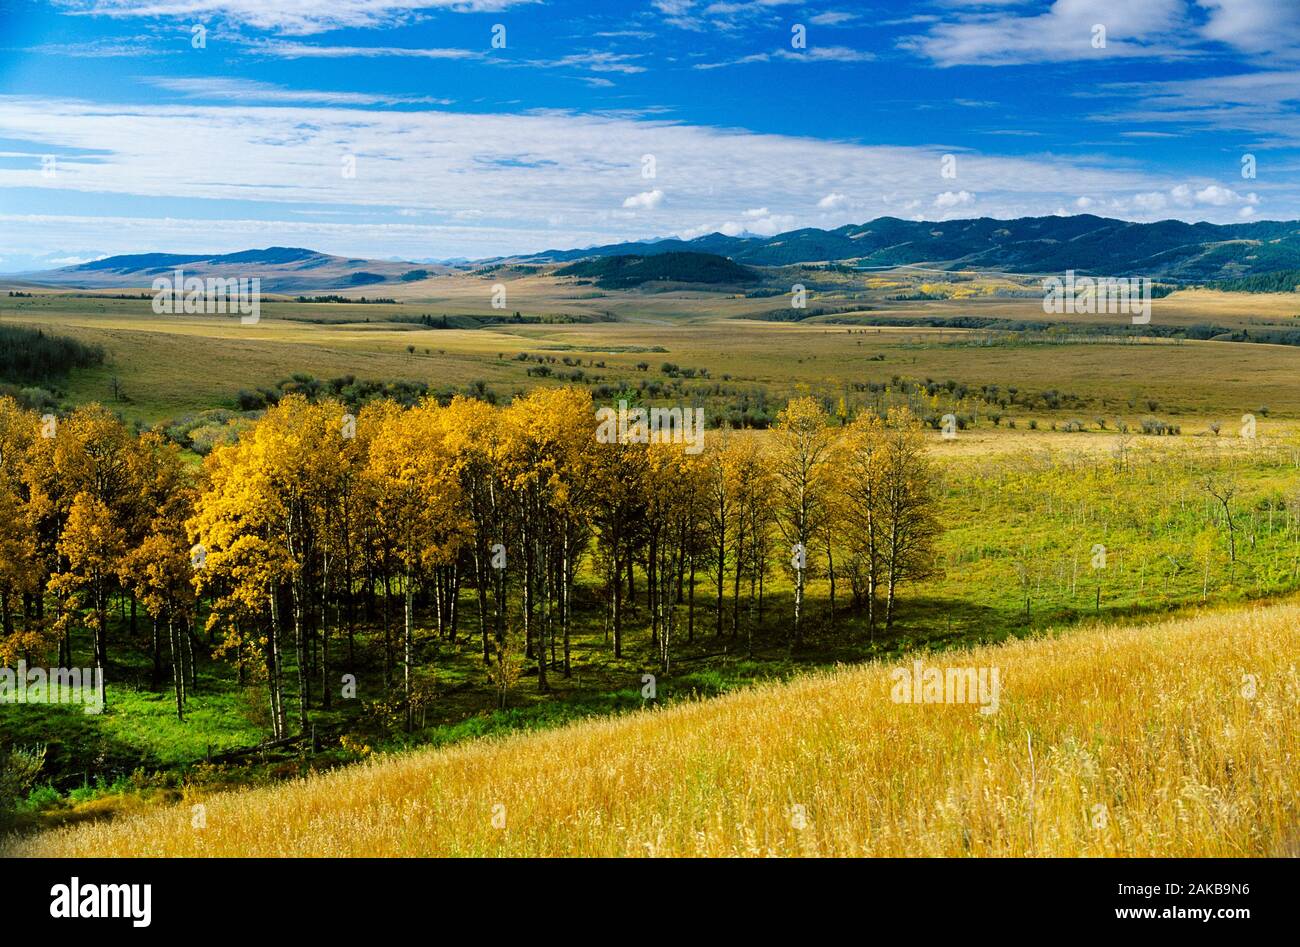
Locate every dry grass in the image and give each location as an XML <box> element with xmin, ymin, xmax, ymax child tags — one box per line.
<box><xmin>9</xmin><ymin>602</ymin><xmax>1298</xmax><ymax>857</ymax></box>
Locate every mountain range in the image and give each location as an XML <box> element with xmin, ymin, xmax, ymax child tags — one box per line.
<box><xmin>519</xmin><ymin>214</ymin><xmax>1300</xmax><ymax>281</ymax></box>
<box><xmin>8</xmin><ymin>215</ymin><xmax>1300</xmax><ymax>290</ymax></box>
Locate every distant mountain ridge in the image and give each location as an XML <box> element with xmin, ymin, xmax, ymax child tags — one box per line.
<box><xmin>520</xmin><ymin>215</ymin><xmax>1300</xmax><ymax>281</ymax></box>
<box><xmin>13</xmin><ymin>215</ymin><xmax>1300</xmax><ymax>291</ymax></box>
<box><xmin>11</xmin><ymin>247</ymin><xmax>450</xmax><ymax>294</ymax></box>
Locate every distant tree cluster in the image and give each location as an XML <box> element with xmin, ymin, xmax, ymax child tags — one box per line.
<box><xmin>0</xmin><ymin>326</ymin><xmax>104</xmax><ymax>384</ymax></box>
<box><xmin>294</xmin><ymin>295</ymin><xmax>397</xmax><ymax>304</ymax></box>
<box><xmin>1206</xmin><ymin>270</ymin><xmax>1300</xmax><ymax>294</ymax></box>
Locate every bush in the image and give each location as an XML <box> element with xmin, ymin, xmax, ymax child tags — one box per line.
<box><xmin>0</xmin><ymin>745</ymin><xmax>46</xmax><ymax>829</ymax></box>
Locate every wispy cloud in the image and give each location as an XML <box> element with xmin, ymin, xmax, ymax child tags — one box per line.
<box><xmin>525</xmin><ymin>51</ymin><xmax>647</xmax><ymax>74</ymax></box>
<box><xmin>52</xmin><ymin>0</ymin><xmax>537</xmax><ymax>36</ymax></box>
<box><xmin>1092</xmin><ymin>70</ymin><xmax>1300</xmax><ymax>145</ymax></box>
<box><xmin>26</xmin><ymin>38</ymin><xmax>167</xmax><ymax>58</ymax></box>
<box><xmin>694</xmin><ymin>45</ymin><xmax>874</xmax><ymax>69</ymax></box>
<box><xmin>142</xmin><ymin>77</ymin><xmax>453</xmax><ymax>107</ymax></box>
<box><xmin>245</xmin><ymin>40</ymin><xmax>481</xmax><ymax>60</ymax></box>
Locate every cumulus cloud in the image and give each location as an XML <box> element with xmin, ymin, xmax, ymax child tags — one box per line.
<box><xmin>903</xmin><ymin>0</ymin><xmax>1300</xmax><ymax>66</ymax></box>
<box><xmin>622</xmin><ymin>189</ymin><xmax>665</xmax><ymax>209</ymax></box>
<box><xmin>1120</xmin><ymin>183</ymin><xmax>1259</xmax><ymax>215</ymax></box>
<box><xmin>935</xmin><ymin>190</ymin><xmax>975</xmax><ymax>209</ymax></box>
<box><xmin>1198</xmin><ymin>0</ymin><xmax>1300</xmax><ymax>58</ymax></box>
<box><xmin>901</xmin><ymin>0</ymin><xmax>1189</xmax><ymax>67</ymax></box>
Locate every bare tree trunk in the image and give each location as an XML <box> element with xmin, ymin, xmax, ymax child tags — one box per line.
<box><xmin>320</xmin><ymin>557</ymin><xmax>331</xmax><ymax>710</ymax></box>
<box><xmin>404</xmin><ymin>572</ymin><xmax>414</xmax><ymax>731</ymax></box>
<box><xmin>150</xmin><ymin>615</ymin><xmax>161</xmax><ymax>689</ymax></box>
<box><xmin>268</xmin><ymin>585</ymin><xmax>285</xmax><ymax>739</ymax></box>
<box><xmin>168</xmin><ymin>614</ymin><xmax>184</xmax><ymax>722</ymax></box>
<box><xmin>293</xmin><ymin>583</ymin><xmax>308</xmax><ymax>733</ymax></box>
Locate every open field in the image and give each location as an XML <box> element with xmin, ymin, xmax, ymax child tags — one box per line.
<box><xmin>10</xmin><ymin>600</ymin><xmax>1297</xmax><ymax>857</ymax></box>
<box><xmin>6</xmin><ymin>280</ymin><xmax>1300</xmax><ymax>427</ymax></box>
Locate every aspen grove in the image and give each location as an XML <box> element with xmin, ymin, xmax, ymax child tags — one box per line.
<box><xmin>0</xmin><ymin>390</ymin><xmax>940</xmax><ymax>733</ymax></box>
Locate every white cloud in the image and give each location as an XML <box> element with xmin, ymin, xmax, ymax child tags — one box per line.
<box><xmin>246</xmin><ymin>40</ymin><xmax>480</xmax><ymax>60</ymax></box>
<box><xmin>1195</xmin><ymin>184</ymin><xmax>1236</xmax><ymax>205</ymax></box>
<box><xmin>1198</xmin><ymin>0</ymin><xmax>1300</xmax><ymax>58</ymax></box>
<box><xmin>695</xmin><ymin>45</ymin><xmax>874</xmax><ymax>69</ymax></box>
<box><xmin>0</xmin><ymin>95</ymin><xmax>1277</xmax><ymax>261</ymax></box>
<box><xmin>528</xmin><ymin>52</ymin><xmax>646</xmax><ymax>74</ymax></box>
<box><xmin>904</xmin><ymin>0</ymin><xmax>1300</xmax><ymax>67</ymax></box>
<box><xmin>623</xmin><ymin>189</ymin><xmax>665</xmax><ymax>209</ymax></box>
<box><xmin>1133</xmin><ymin>191</ymin><xmax>1168</xmax><ymax>212</ymax></box>
<box><xmin>52</xmin><ymin>0</ymin><xmax>534</xmax><ymax>36</ymax></box>
<box><xmin>902</xmin><ymin>0</ymin><xmax>1190</xmax><ymax>67</ymax></box>
<box><xmin>1094</xmin><ymin>71</ymin><xmax>1300</xmax><ymax>145</ymax></box>
<box><xmin>142</xmin><ymin>77</ymin><xmax>452</xmax><ymax>107</ymax></box>
<box><xmin>935</xmin><ymin>190</ymin><xmax>975</xmax><ymax>209</ymax></box>
<box><xmin>810</xmin><ymin>11</ymin><xmax>857</xmax><ymax>26</ymax></box>
<box><xmin>1116</xmin><ymin>183</ymin><xmax>1261</xmax><ymax>215</ymax></box>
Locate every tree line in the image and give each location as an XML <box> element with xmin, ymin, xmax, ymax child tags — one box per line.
<box><xmin>0</xmin><ymin>389</ymin><xmax>940</xmax><ymax>734</ymax></box>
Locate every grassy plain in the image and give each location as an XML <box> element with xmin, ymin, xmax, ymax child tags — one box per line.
<box><xmin>5</xmin><ymin>275</ymin><xmax>1300</xmax><ymax>426</ymax></box>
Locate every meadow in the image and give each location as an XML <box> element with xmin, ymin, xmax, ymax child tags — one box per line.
<box><xmin>10</xmin><ymin>601</ymin><xmax>1297</xmax><ymax>857</ymax></box>
<box><xmin>6</xmin><ymin>278</ymin><xmax>1300</xmax><ymax>427</ymax></box>
<box><xmin>2</xmin><ymin>271</ymin><xmax>1299</xmax><ymax>853</ymax></box>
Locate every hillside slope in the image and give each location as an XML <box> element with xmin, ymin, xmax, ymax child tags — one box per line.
<box><xmin>9</xmin><ymin>603</ymin><xmax>1297</xmax><ymax>857</ymax></box>
<box><xmin>555</xmin><ymin>251</ymin><xmax>759</xmax><ymax>288</ymax></box>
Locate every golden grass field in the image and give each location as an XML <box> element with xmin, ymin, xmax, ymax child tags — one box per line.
<box><xmin>11</xmin><ymin>601</ymin><xmax>1297</xmax><ymax>857</ymax></box>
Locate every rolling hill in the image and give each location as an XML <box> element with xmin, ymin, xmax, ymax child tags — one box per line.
<box><xmin>9</xmin><ymin>601</ymin><xmax>1296</xmax><ymax>857</ymax></box>
<box><xmin>554</xmin><ymin>251</ymin><xmax>759</xmax><ymax>288</ymax></box>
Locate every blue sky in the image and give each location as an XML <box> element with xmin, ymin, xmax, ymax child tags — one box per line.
<box><xmin>0</xmin><ymin>0</ymin><xmax>1298</xmax><ymax>270</ymax></box>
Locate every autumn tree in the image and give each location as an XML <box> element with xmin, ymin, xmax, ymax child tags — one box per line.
<box><xmin>835</xmin><ymin>411</ymin><xmax>886</xmax><ymax>636</ymax></box>
<box><xmin>366</xmin><ymin>399</ymin><xmax>465</xmax><ymax>725</ymax></box>
<box><xmin>771</xmin><ymin>397</ymin><xmax>833</xmax><ymax>649</ymax></box>
<box><xmin>876</xmin><ymin>408</ymin><xmax>942</xmax><ymax>631</ymax></box>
